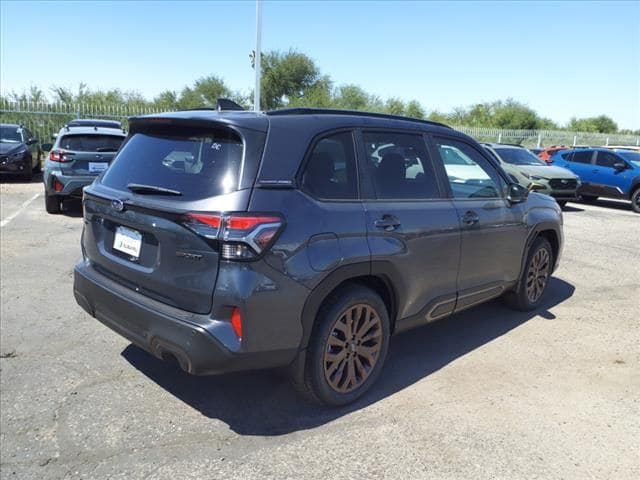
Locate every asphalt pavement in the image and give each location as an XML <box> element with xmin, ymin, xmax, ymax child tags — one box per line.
<box><xmin>1</xmin><ymin>176</ymin><xmax>638</xmax><ymax>480</ymax></box>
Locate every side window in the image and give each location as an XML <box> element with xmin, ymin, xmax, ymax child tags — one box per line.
<box><xmin>434</xmin><ymin>137</ymin><xmax>505</xmax><ymax>199</ymax></box>
<box><xmin>301</xmin><ymin>131</ymin><xmax>358</xmax><ymax>200</ymax></box>
<box><xmin>362</xmin><ymin>131</ymin><xmax>440</xmax><ymax>199</ymax></box>
<box><xmin>595</xmin><ymin>151</ymin><xmax>620</xmax><ymax>168</ymax></box>
<box><xmin>567</xmin><ymin>151</ymin><xmax>593</xmax><ymax>164</ymax></box>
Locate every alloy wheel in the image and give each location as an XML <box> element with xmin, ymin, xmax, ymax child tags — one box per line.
<box><xmin>323</xmin><ymin>304</ymin><xmax>383</xmax><ymax>393</ymax></box>
<box><xmin>526</xmin><ymin>247</ymin><xmax>550</xmax><ymax>303</ymax></box>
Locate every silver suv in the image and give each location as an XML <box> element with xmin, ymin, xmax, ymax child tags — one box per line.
<box><xmin>42</xmin><ymin>119</ymin><xmax>126</xmax><ymax>213</ymax></box>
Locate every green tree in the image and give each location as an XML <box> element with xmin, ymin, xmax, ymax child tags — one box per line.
<box><xmin>405</xmin><ymin>100</ymin><xmax>425</xmax><ymax>119</ymax></box>
<box><xmin>384</xmin><ymin>97</ymin><xmax>406</xmax><ymax>116</ymax></box>
<box><xmin>260</xmin><ymin>50</ymin><xmax>323</xmax><ymax>109</ymax></box>
<box><xmin>567</xmin><ymin>115</ymin><xmax>618</xmax><ymax>133</ymax></box>
<box><xmin>333</xmin><ymin>84</ymin><xmax>370</xmax><ymax>110</ymax></box>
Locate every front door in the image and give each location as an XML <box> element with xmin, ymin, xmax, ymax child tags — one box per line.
<box><xmin>431</xmin><ymin>136</ymin><xmax>528</xmax><ymax>309</ymax></box>
<box><xmin>593</xmin><ymin>150</ymin><xmax>630</xmax><ymax>198</ymax></box>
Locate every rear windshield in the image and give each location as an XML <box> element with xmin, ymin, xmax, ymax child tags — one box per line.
<box><xmin>101</xmin><ymin>128</ymin><xmax>244</xmax><ymax>200</ymax></box>
<box><xmin>59</xmin><ymin>134</ymin><xmax>125</xmax><ymax>152</ymax></box>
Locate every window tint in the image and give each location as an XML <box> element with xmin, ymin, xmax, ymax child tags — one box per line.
<box><xmin>564</xmin><ymin>150</ymin><xmax>593</xmax><ymax>164</ymax></box>
<box><xmin>434</xmin><ymin>137</ymin><xmax>504</xmax><ymax>199</ymax></box>
<box><xmin>362</xmin><ymin>131</ymin><xmax>440</xmax><ymax>199</ymax></box>
<box><xmin>595</xmin><ymin>151</ymin><xmax>620</xmax><ymax>168</ymax></box>
<box><xmin>59</xmin><ymin>134</ymin><xmax>125</xmax><ymax>152</ymax></box>
<box><xmin>102</xmin><ymin>128</ymin><xmax>244</xmax><ymax>201</ymax></box>
<box><xmin>301</xmin><ymin>131</ymin><xmax>357</xmax><ymax>199</ymax></box>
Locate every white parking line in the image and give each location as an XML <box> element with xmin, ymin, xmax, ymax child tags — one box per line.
<box><xmin>0</xmin><ymin>193</ymin><xmax>41</xmax><ymax>228</ymax></box>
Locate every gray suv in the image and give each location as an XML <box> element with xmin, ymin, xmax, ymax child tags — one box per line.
<box><xmin>42</xmin><ymin>119</ymin><xmax>126</xmax><ymax>213</ymax></box>
<box><xmin>73</xmin><ymin>108</ymin><xmax>564</xmax><ymax>406</ymax></box>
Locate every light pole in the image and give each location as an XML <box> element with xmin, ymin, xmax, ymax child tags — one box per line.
<box><xmin>254</xmin><ymin>0</ymin><xmax>262</xmax><ymax>112</ymax></box>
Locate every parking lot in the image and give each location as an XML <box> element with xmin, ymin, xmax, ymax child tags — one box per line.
<box><xmin>1</xmin><ymin>177</ymin><xmax>638</xmax><ymax>480</ymax></box>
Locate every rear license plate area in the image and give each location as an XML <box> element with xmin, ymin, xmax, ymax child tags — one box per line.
<box><xmin>113</xmin><ymin>226</ymin><xmax>142</xmax><ymax>260</ymax></box>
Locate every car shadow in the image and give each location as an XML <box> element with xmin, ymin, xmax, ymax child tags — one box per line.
<box><xmin>587</xmin><ymin>199</ymin><xmax>633</xmax><ymax>212</ymax></box>
<box><xmin>561</xmin><ymin>204</ymin><xmax>584</xmax><ymax>213</ymax></box>
<box><xmin>122</xmin><ymin>277</ymin><xmax>575</xmax><ymax>436</ymax></box>
<box><xmin>0</xmin><ymin>172</ymin><xmax>43</xmax><ymax>183</ymax></box>
<box><xmin>60</xmin><ymin>198</ymin><xmax>84</xmax><ymax>217</ymax></box>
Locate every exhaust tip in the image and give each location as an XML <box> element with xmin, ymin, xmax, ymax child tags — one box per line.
<box><xmin>151</xmin><ymin>339</ymin><xmax>192</xmax><ymax>374</ymax></box>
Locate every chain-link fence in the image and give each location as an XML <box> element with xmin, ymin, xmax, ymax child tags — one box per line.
<box><xmin>1</xmin><ymin>100</ymin><xmax>639</xmax><ymax>149</ymax></box>
<box><xmin>0</xmin><ymin>101</ymin><xmax>164</xmax><ymax>144</ymax></box>
<box><xmin>454</xmin><ymin>126</ymin><xmax>640</xmax><ymax>149</ymax></box>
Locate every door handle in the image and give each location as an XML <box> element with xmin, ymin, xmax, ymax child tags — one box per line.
<box><xmin>461</xmin><ymin>210</ymin><xmax>480</xmax><ymax>226</ymax></box>
<box><xmin>374</xmin><ymin>215</ymin><xmax>401</xmax><ymax>231</ymax></box>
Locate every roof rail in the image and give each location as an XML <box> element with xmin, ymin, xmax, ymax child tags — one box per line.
<box><xmin>266</xmin><ymin>107</ymin><xmax>452</xmax><ymax>129</ymax></box>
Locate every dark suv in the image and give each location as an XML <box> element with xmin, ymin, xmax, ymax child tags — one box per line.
<box><xmin>73</xmin><ymin>108</ymin><xmax>564</xmax><ymax>406</ymax></box>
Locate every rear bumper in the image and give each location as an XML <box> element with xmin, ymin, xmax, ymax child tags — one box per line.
<box><xmin>73</xmin><ymin>260</ymin><xmax>297</xmax><ymax>375</ymax></box>
<box><xmin>43</xmin><ymin>169</ymin><xmax>97</xmax><ymax>197</ymax></box>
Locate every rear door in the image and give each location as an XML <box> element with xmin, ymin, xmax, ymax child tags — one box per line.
<box><xmin>58</xmin><ymin>133</ymin><xmax>125</xmax><ymax>176</ymax></box>
<box><xmin>431</xmin><ymin>136</ymin><xmax>528</xmax><ymax>304</ymax></box>
<box><xmin>82</xmin><ymin>122</ymin><xmax>262</xmax><ymax>314</ymax></box>
<box><xmin>358</xmin><ymin>130</ymin><xmax>461</xmax><ymax>323</ymax></box>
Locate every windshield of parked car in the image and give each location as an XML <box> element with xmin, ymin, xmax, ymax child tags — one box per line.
<box><xmin>0</xmin><ymin>126</ymin><xmax>22</xmax><ymax>143</ymax></box>
<box><xmin>495</xmin><ymin>148</ymin><xmax>547</xmax><ymax>166</ymax></box>
<box><xmin>58</xmin><ymin>134</ymin><xmax>125</xmax><ymax>152</ymax></box>
<box><xmin>617</xmin><ymin>151</ymin><xmax>640</xmax><ymax>168</ymax></box>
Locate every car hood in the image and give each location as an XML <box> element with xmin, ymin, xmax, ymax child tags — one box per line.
<box><xmin>0</xmin><ymin>142</ymin><xmax>25</xmax><ymax>155</ymax></box>
<box><xmin>515</xmin><ymin>164</ymin><xmax>577</xmax><ymax>179</ymax></box>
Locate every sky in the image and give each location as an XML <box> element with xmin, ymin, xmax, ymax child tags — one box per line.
<box><xmin>1</xmin><ymin>0</ymin><xmax>639</xmax><ymax>129</ymax></box>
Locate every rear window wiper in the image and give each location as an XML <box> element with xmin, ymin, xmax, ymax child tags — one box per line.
<box><xmin>127</xmin><ymin>183</ymin><xmax>182</xmax><ymax>196</ymax></box>
<box><xmin>96</xmin><ymin>147</ymin><xmax>119</xmax><ymax>152</ymax></box>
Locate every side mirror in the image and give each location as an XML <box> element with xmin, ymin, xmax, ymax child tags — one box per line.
<box><xmin>613</xmin><ymin>162</ymin><xmax>627</xmax><ymax>171</ymax></box>
<box><xmin>26</xmin><ymin>138</ymin><xmax>37</xmax><ymax>145</ymax></box>
<box><xmin>41</xmin><ymin>143</ymin><xmax>53</xmax><ymax>151</ymax></box>
<box><xmin>507</xmin><ymin>183</ymin><xmax>529</xmax><ymax>204</ymax></box>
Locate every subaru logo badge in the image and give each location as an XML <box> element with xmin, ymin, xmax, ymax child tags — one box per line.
<box><xmin>111</xmin><ymin>199</ymin><xmax>125</xmax><ymax>212</ymax></box>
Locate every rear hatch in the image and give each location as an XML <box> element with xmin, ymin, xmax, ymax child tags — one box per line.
<box><xmin>57</xmin><ymin>132</ymin><xmax>125</xmax><ymax>175</ymax></box>
<box><xmin>81</xmin><ymin>118</ymin><xmax>266</xmax><ymax>314</ymax></box>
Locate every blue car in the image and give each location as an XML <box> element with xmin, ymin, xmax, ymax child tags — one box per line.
<box><xmin>551</xmin><ymin>148</ymin><xmax>640</xmax><ymax>213</ymax></box>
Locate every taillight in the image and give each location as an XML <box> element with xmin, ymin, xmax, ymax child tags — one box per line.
<box><xmin>183</xmin><ymin>212</ymin><xmax>284</xmax><ymax>260</ymax></box>
<box><xmin>231</xmin><ymin>307</ymin><xmax>243</xmax><ymax>340</ymax></box>
<box><xmin>49</xmin><ymin>150</ymin><xmax>73</xmax><ymax>163</ymax></box>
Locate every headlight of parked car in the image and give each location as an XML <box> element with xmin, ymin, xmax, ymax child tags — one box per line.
<box><xmin>522</xmin><ymin>172</ymin><xmax>547</xmax><ymax>181</ymax></box>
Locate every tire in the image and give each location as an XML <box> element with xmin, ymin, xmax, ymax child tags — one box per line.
<box><xmin>45</xmin><ymin>193</ymin><xmax>61</xmax><ymax>214</ymax></box>
<box><xmin>504</xmin><ymin>237</ymin><xmax>553</xmax><ymax>312</ymax></box>
<box><xmin>292</xmin><ymin>285</ymin><xmax>391</xmax><ymax>406</ymax></box>
<box><xmin>557</xmin><ymin>200</ymin><xmax>567</xmax><ymax>208</ymax></box>
<box><xmin>630</xmin><ymin>187</ymin><xmax>640</xmax><ymax>214</ymax></box>
<box><xmin>579</xmin><ymin>194</ymin><xmax>598</xmax><ymax>203</ymax></box>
